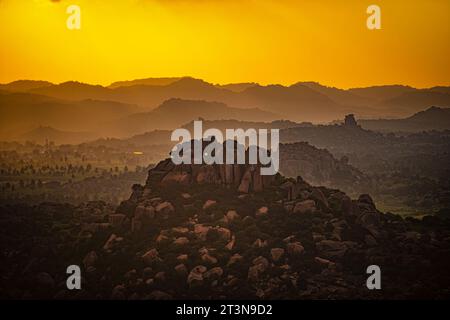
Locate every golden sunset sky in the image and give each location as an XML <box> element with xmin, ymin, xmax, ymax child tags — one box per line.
<box><xmin>0</xmin><ymin>0</ymin><xmax>449</xmax><ymax>88</ymax></box>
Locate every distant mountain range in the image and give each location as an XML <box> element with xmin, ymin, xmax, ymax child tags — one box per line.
<box><xmin>2</xmin><ymin>77</ymin><xmax>449</xmax><ymax>119</ymax></box>
<box><xmin>1</xmin><ymin>77</ymin><xmax>449</xmax><ymax>142</ymax></box>
<box><xmin>359</xmin><ymin>106</ymin><xmax>450</xmax><ymax>132</ymax></box>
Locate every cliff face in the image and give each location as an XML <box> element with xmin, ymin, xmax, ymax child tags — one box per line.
<box><xmin>145</xmin><ymin>139</ymin><xmax>277</xmax><ymax>194</ymax></box>
<box><xmin>145</xmin><ymin>158</ymin><xmax>276</xmax><ymax>194</ymax></box>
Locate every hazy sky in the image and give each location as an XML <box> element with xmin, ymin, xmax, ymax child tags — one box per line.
<box><xmin>0</xmin><ymin>0</ymin><xmax>449</xmax><ymax>88</ymax></box>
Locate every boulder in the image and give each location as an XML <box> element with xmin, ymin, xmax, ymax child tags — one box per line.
<box><xmin>194</xmin><ymin>224</ymin><xmax>211</xmax><ymax>240</ymax></box>
<box><xmin>216</xmin><ymin>227</ymin><xmax>232</xmax><ymax>241</ymax></box>
<box><xmin>173</xmin><ymin>237</ymin><xmax>190</xmax><ymax>246</ymax></box>
<box><xmin>204</xmin><ymin>267</ymin><xmax>223</xmax><ymax>281</ymax></box>
<box><xmin>225</xmin><ymin>235</ymin><xmax>236</xmax><ymax>250</ymax></box>
<box><xmin>142</xmin><ymin>249</ymin><xmax>161</xmax><ymax>265</ymax></box>
<box><xmin>253</xmin><ymin>238</ymin><xmax>267</xmax><ymax>248</ymax></box>
<box><xmin>293</xmin><ymin>200</ymin><xmax>316</xmax><ymax>214</ymax></box>
<box><xmin>174</xmin><ymin>264</ymin><xmax>188</xmax><ymax>276</ymax></box>
<box><xmin>155</xmin><ymin>201</ymin><xmax>175</xmax><ymax>219</ymax></box>
<box><xmin>316</xmin><ymin>240</ymin><xmax>354</xmax><ymax>259</ymax></box>
<box><xmin>227</xmin><ymin>253</ymin><xmax>243</xmax><ymax>266</ymax></box>
<box><xmin>270</xmin><ymin>248</ymin><xmax>285</xmax><ymax>262</ymax></box>
<box><xmin>177</xmin><ymin>254</ymin><xmax>189</xmax><ymax>262</ymax></box>
<box><xmin>248</xmin><ymin>256</ymin><xmax>269</xmax><ymax>282</ymax></box>
<box><xmin>225</xmin><ymin>210</ymin><xmax>240</xmax><ymax>222</ymax></box>
<box><xmin>201</xmin><ymin>253</ymin><xmax>218</xmax><ymax>264</ymax></box>
<box><xmin>202</xmin><ymin>200</ymin><xmax>217</xmax><ymax>210</ymax></box>
<box><xmin>256</xmin><ymin>206</ymin><xmax>269</xmax><ymax>218</ymax></box>
<box><xmin>103</xmin><ymin>234</ymin><xmax>122</xmax><ymax>252</ymax></box>
<box><xmin>286</xmin><ymin>242</ymin><xmax>305</xmax><ymax>256</ymax></box>
<box><xmin>187</xmin><ymin>265</ymin><xmax>207</xmax><ymax>287</ymax></box>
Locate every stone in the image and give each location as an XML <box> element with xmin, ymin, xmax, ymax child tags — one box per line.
<box><xmin>256</xmin><ymin>206</ymin><xmax>269</xmax><ymax>218</ymax></box>
<box><xmin>103</xmin><ymin>234</ymin><xmax>118</xmax><ymax>251</ymax></box>
<box><xmin>270</xmin><ymin>248</ymin><xmax>285</xmax><ymax>262</ymax></box>
<box><xmin>177</xmin><ymin>254</ymin><xmax>189</xmax><ymax>262</ymax></box>
<box><xmin>154</xmin><ymin>271</ymin><xmax>166</xmax><ymax>282</ymax></box>
<box><xmin>248</xmin><ymin>257</ymin><xmax>269</xmax><ymax>282</ymax></box>
<box><xmin>156</xmin><ymin>234</ymin><xmax>169</xmax><ymax>243</ymax></box>
<box><xmin>204</xmin><ymin>267</ymin><xmax>223</xmax><ymax>281</ymax></box>
<box><xmin>227</xmin><ymin>254</ymin><xmax>243</xmax><ymax>266</ymax></box>
<box><xmin>316</xmin><ymin>240</ymin><xmax>350</xmax><ymax>259</ymax></box>
<box><xmin>175</xmin><ymin>264</ymin><xmax>188</xmax><ymax>276</ymax></box>
<box><xmin>286</xmin><ymin>242</ymin><xmax>305</xmax><ymax>256</ymax></box>
<box><xmin>315</xmin><ymin>256</ymin><xmax>336</xmax><ymax>268</ymax></box>
<box><xmin>108</xmin><ymin>214</ymin><xmax>126</xmax><ymax>227</ymax></box>
<box><xmin>225</xmin><ymin>235</ymin><xmax>236</xmax><ymax>250</ymax></box>
<box><xmin>172</xmin><ymin>227</ymin><xmax>190</xmax><ymax>235</ymax></box>
<box><xmin>293</xmin><ymin>200</ymin><xmax>316</xmax><ymax>214</ymax></box>
<box><xmin>111</xmin><ymin>285</ymin><xmax>126</xmax><ymax>299</ymax></box>
<box><xmin>253</xmin><ymin>238</ymin><xmax>267</xmax><ymax>248</ymax></box>
<box><xmin>194</xmin><ymin>224</ymin><xmax>211</xmax><ymax>240</ymax></box>
<box><xmin>142</xmin><ymin>249</ymin><xmax>161</xmax><ymax>265</ymax></box>
<box><xmin>201</xmin><ymin>253</ymin><xmax>218</xmax><ymax>264</ymax></box>
<box><xmin>216</xmin><ymin>227</ymin><xmax>231</xmax><ymax>241</ymax></box>
<box><xmin>202</xmin><ymin>200</ymin><xmax>217</xmax><ymax>210</ymax></box>
<box><xmin>187</xmin><ymin>265</ymin><xmax>207</xmax><ymax>287</ymax></box>
<box><xmin>225</xmin><ymin>210</ymin><xmax>240</xmax><ymax>222</ymax></box>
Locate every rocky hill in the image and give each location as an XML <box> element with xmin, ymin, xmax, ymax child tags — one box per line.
<box><xmin>279</xmin><ymin>142</ymin><xmax>368</xmax><ymax>194</ymax></box>
<box><xmin>2</xmin><ymin>143</ymin><xmax>449</xmax><ymax>299</ymax></box>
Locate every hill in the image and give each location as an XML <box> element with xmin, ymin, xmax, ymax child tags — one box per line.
<box><xmin>360</xmin><ymin>106</ymin><xmax>450</xmax><ymax>132</ymax></box>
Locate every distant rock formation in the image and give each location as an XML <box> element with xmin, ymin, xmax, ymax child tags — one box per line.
<box><xmin>145</xmin><ymin>140</ymin><xmax>277</xmax><ymax>194</ymax></box>
<box><xmin>344</xmin><ymin>114</ymin><xmax>358</xmax><ymax>127</ymax></box>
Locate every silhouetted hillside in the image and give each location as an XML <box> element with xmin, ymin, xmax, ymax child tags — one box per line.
<box><xmin>0</xmin><ymin>91</ymin><xmax>140</xmax><ymax>140</ymax></box>
<box><xmin>104</xmin><ymin>98</ymin><xmax>280</xmax><ymax>137</ymax></box>
<box><xmin>108</xmin><ymin>77</ymin><xmax>182</xmax><ymax>89</ymax></box>
<box><xmin>360</xmin><ymin>106</ymin><xmax>450</xmax><ymax>132</ymax></box>
<box><xmin>0</xmin><ymin>80</ymin><xmax>53</xmax><ymax>92</ymax></box>
<box><xmin>2</xmin><ymin>78</ymin><xmax>450</xmax><ymax>128</ymax></box>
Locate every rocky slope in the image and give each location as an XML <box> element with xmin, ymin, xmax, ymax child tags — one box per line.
<box><xmin>1</xmin><ymin>151</ymin><xmax>450</xmax><ymax>299</ymax></box>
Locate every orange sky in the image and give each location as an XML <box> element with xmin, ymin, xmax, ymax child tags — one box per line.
<box><xmin>0</xmin><ymin>0</ymin><xmax>449</xmax><ymax>88</ymax></box>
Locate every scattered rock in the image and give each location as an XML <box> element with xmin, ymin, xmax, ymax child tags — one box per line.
<box><xmin>155</xmin><ymin>201</ymin><xmax>175</xmax><ymax>219</ymax></box>
<box><xmin>173</xmin><ymin>237</ymin><xmax>190</xmax><ymax>246</ymax></box>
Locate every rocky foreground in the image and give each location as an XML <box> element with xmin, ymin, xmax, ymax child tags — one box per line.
<box><xmin>1</xmin><ymin>157</ymin><xmax>450</xmax><ymax>299</ymax></box>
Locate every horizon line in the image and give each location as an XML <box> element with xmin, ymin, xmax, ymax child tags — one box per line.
<box><xmin>1</xmin><ymin>77</ymin><xmax>450</xmax><ymax>91</ymax></box>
